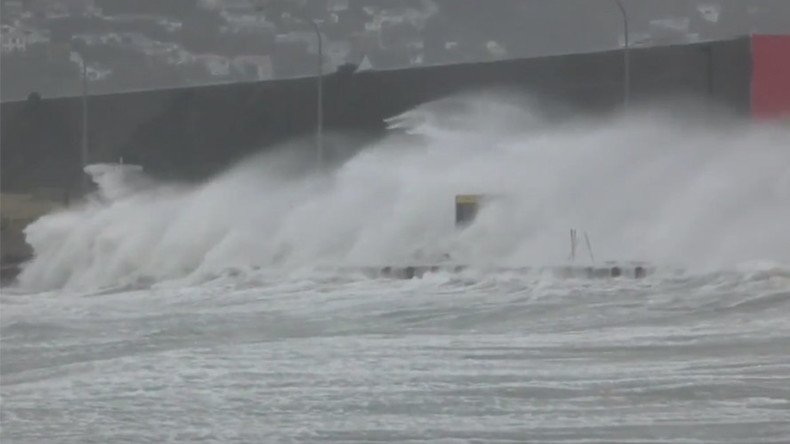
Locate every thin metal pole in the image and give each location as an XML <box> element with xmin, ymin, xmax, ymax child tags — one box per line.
<box><xmin>308</xmin><ymin>20</ymin><xmax>324</xmax><ymax>169</ymax></box>
<box><xmin>614</xmin><ymin>0</ymin><xmax>630</xmax><ymax>109</ymax></box>
<box><xmin>256</xmin><ymin>2</ymin><xmax>323</xmax><ymax>168</ymax></box>
<box><xmin>80</xmin><ymin>59</ymin><xmax>89</xmax><ymax>194</ymax></box>
<box><xmin>706</xmin><ymin>45</ymin><xmax>714</xmax><ymax>97</ymax></box>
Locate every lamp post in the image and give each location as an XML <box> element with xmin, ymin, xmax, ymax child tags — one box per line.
<box><xmin>80</xmin><ymin>57</ymin><xmax>90</xmax><ymax>194</ymax></box>
<box><xmin>307</xmin><ymin>18</ymin><xmax>324</xmax><ymax>169</ymax></box>
<box><xmin>255</xmin><ymin>2</ymin><xmax>323</xmax><ymax>169</ymax></box>
<box><xmin>613</xmin><ymin>0</ymin><xmax>630</xmax><ymax>109</ymax></box>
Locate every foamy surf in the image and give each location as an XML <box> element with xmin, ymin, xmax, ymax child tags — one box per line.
<box><xmin>12</xmin><ymin>92</ymin><xmax>790</xmax><ymax>293</ymax></box>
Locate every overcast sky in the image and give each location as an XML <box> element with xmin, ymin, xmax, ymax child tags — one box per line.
<box><xmin>1</xmin><ymin>0</ymin><xmax>788</xmax><ymax>100</ymax></box>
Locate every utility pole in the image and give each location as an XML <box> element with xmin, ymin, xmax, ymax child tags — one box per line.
<box><xmin>307</xmin><ymin>19</ymin><xmax>324</xmax><ymax>169</ymax></box>
<box><xmin>80</xmin><ymin>58</ymin><xmax>89</xmax><ymax>194</ymax></box>
<box><xmin>255</xmin><ymin>1</ymin><xmax>323</xmax><ymax>169</ymax></box>
<box><xmin>614</xmin><ymin>0</ymin><xmax>630</xmax><ymax>109</ymax></box>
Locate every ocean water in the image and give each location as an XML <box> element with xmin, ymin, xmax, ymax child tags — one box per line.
<box><xmin>2</xmin><ymin>93</ymin><xmax>790</xmax><ymax>443</ymax></box>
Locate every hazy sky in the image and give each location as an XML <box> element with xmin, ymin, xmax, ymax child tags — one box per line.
<box><xmin>1</xmin><ymin>0</ymin><xmax>788</xmax><ymax>100</ymax></box>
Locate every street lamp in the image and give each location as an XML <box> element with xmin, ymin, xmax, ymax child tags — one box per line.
<box><xmin>255</xmin><ymin>2</ymin><xmax>324</xmax><ymax>169</ymax></box>
<box><xmin>79</xmin><ymin>56</ymin><xmax>90</xmax><ymax>194</ymax></box>
<box><xmin>306</xmin><ymin>18</ymin><xmax>324</xmax><ymax>169</ymax></box>
<box><xmin>613</xmin><ymin>0</ymin><xmax>630</xmax><ymax>109</ymax></box>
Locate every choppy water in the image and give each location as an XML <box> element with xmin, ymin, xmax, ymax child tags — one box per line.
<box><xmin>3</xmin><ymin>93</ymin><xmax>790</xmax><ymax>442</ymax></box>
<box><xmin>2</xmin><ymin>268</ymin><xmax>790</xmax><ymax>443</ymax></box>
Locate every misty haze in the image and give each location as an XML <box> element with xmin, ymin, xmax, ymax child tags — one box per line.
<box><xmin>1</xmin><ymin>1</ymin><xmax>790</xmax><ymax>443</ymax></box>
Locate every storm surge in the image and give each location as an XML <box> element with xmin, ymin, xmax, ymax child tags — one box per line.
<box><xmin>16</xmin><ymin>93</ymin><xmax>790</xmax><ymax>291</ymax></box>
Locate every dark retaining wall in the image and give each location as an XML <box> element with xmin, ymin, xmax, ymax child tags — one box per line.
<box><xmin>0</xmin><ymin>37</ymin><xmax>752</xmax><ymax>193</ymax></box>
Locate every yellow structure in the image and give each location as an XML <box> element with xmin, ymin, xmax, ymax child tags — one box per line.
<box><xmin>455</xmin><ymin>194</ymin><xmax>485</xmax><ymax>227</ymax></box>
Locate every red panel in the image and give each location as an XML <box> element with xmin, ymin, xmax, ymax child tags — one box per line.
<box><xmin>752</xmin><ymin>34</ymin><xmax>790</xmax><ymax>119</ymax></box>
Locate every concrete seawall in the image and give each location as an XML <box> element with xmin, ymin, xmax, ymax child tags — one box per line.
<box><xmin>0</xmin><ymin>38</ymin><xmax>754</xmax><ymax>282</ymax></box>
<box><xmin>1</xmin><ymin>37</ymin><xmax>751</xmax><ymax>194</ymax></box>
